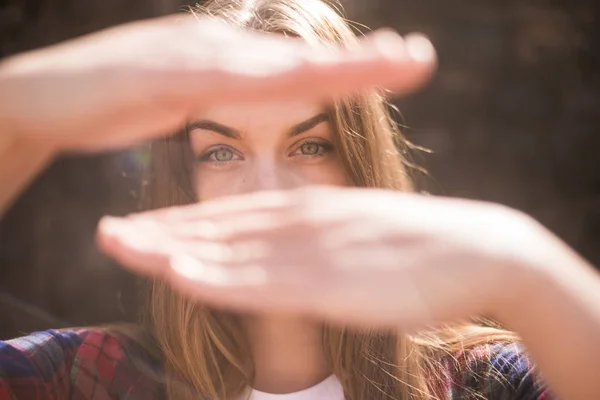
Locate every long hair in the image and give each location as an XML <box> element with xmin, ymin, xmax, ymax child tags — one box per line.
<box><xmin>139</xmin><ymin>1</ymin><xmax>520</xmax><ymax>399</ymax></box>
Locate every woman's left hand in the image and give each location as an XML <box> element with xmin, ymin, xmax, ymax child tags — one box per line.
<box><xmin>96</xmin><ymin>186</ymin><xmax>552</xmax><ymax>331</ymax></box>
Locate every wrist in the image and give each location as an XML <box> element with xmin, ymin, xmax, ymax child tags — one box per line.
<box><xmin>488</xmin><ymin>212</ymin><xmax>577</xmax><ymax>328</ymax></box>
<box><xmin>0</xmin><ymin>135</ymin><xmax>55</xmax><ymax>215</ymax></box>
<box><xmin>0</xmin><ymin>57</ymin><xmax>57</xmax><ymax>214</ymax></box>
<box><xmin>486</xmin><ymin>217</ymin><xmax>600</xmax><ymax>400</ymax></box>
<box><xmin>0</xmin><ymin>53</ymin><xmax>61</xmax><ymax>148</ymax></box>
<box><xmin>479</xmin><ymin>210</ymin><xmax>547</xmax><ymax>324</ymax></box>
<box><xmin>0</xmin><ymin>55</ymin><xmax>26</xmax><ymax>139</ymax></box>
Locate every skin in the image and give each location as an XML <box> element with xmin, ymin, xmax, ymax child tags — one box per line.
<box><xmin>189</xmin><ymin>101</ymin><xmax>348</xmax><ymax>198</ymax></box>
<box><xmin>0</xmin><ymin>16</ymin><xmax>435</xmax><ymax>392</ymax></box>
<box><xmin>188</xmin><ymin>100</ymin><xmax>348</xmax><ymax>392</ymax></box>
<box><xmin>0</xmin><ymin>14</ymin><xmax>435</xmax><ymax>215</ymax></box>
<box><xmin>100</xmin><ymin>100</ymin><xmax>600</xmax><ymax>399</ymax></box>
<box><xmin>2</xmin><ymin>12</ymin><xmax>600</xmax><ymax>400</ymax></box>
<box><xmin>100</xmin><ymin>185</ymin><xmax>600</xmax><ymax>400</ymax></box>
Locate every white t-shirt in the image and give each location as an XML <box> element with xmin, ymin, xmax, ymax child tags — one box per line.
<box><xmin>248</xmin><ymin>375</ymin><xmax>345</xmax><ymax>400</ymax></box>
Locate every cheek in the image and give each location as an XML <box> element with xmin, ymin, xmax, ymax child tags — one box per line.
<box><xmin>193</xmin><ymin>168</ymin><xmax>240</xmax><ymax>201</ymax></box>
<box><xmin>193</xmin><ymin>158</ymin><xmax>350</xmax><ymax>201</ymax></box>
<box><xmin>298</xmin><ymin>160</ymin><xmax>350</xmax><ymax>187</ymax></box>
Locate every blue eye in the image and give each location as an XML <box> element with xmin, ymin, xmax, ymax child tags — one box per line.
<box><xmin>213</xmin><ymin>148</ymin><xmax>234</xmax><ymax>161</ymax></box>
<box><xmin>300</xmin><ymin>142</ymin><xmax>320</xmax><ymax>155</ymax></box>
<box><xmin>291</xmin><ymin>140</ymin><xmax>334</xmax><ymax>157</ymax></box>
<box><xmin>199</xmin><ymin>146</ymin><xmax>242</xmax><ymax>163</ymax></box>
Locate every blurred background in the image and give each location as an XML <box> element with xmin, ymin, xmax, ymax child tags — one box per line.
<box><xmin>1</xmin><ymin>0</ymin><xmax>599</xmax><ymax>338</ymax></box>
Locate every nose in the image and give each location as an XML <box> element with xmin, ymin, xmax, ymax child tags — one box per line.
<box><xmin>241</xmin><ymin>157</ymin><xmax>299</xmax><ymax>194</ymax></box>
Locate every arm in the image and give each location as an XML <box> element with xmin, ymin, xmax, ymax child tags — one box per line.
<box><xmin>495</xmin><ymin>231</ymin><xmax>600</xmax><ymax>400</ymax></box>
<box><xmin>0</xmin><ymin>133</ymin><xmax>55</xmax><ymax>216</ymax></box>
<box><xmin>0</xmin><ymin>136</ymin><xmax>54</xmax><ymax>216</ymax></box>
<box><xmin>95</xmin><ymin>187</ymin><xmax>600</xmax><ymax>400</ymax></box>
<box><xmin>0</xmin><ymin>18</ymin><xmax>433</xmax><ymax>218</ymax></box>
<box><xmin>0</xmin><ymin>57</ymin><xmax>56</xmax><ymax>216</ymax></box>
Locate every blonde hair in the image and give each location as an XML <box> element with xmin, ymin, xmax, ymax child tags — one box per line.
<box><xmin>140</xmin><ymin>1</ymin><xmax>520</xmax><ymax>399</ymax></box>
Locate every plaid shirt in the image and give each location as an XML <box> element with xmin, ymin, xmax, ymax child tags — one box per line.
<box><xmin>0</xmin><ymin>329</ymin><xmax>552</xmax><ymax>399</ymax></box>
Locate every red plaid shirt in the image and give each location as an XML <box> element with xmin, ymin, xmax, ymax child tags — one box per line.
<box><xmin>0</xmin><ymin>329</ymin><xmax>552</xmax><ymax>399</ymax></box>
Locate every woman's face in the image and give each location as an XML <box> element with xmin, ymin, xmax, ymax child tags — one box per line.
<box><xmin>188</xmin><ymin>101</ymin><xmax>349</xmax><ymax>200</ymax></box>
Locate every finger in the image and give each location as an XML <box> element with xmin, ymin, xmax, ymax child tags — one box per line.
<box><xmin>126</xmin><ymin>189</ymin><xmax>293</xmax><ymax>223</ymax></box>
<box><xmin>162</xmin><ymin>25</ymin><xmax>436</xmax><ymax>108</ymax></box>
<box><xmin>96</xmin><ymin>216</ymin><xmax>174</xmax><ymax>277</ymax></box>
<box><xmin>98</xmin><ymin>218</ymin><xmax>291</xmax><ymax>312</ymax></box>
<box><xmin>387</xmin><ymin>33</ymin><xmax>437</xmax><ymax>96</ymax></box>
<box><xmin>97</xmin><ymin>214</ymin><xmax>268</xmax><ymax>271</ymax></box>
<box><xmin>166</xmin><ymin>254</ymin><xmax>320</xmax><ymax>315</ymax></box>
<box><xmin>148</xmin><ymin>210</ymin><xmax>300</xmax><ymax>241</ymax></box>
<box><xmin>126</xmin><ymin>185</ymin><xmax>343</xmax><ymax>224</ymax></box>
<box><xmin>98</xmin><ymin>223</ymin><xmax>278</xmax><ymax>313</ymax></box>
<box><xmin>99</xmin><ymin>213</ymin><xmax>285</xmax><ymax>270</ymax></box>
<box><xmin>211</xmin><ymin>29</ymin><xmax>437</xmax><ymax>103</ymax></box>
<box><xmin>98</xmin><ymin>216</ymin><xmax>326</xmax><ymax>317</ymax></box>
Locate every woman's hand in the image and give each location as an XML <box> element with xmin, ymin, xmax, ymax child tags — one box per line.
<box><xmin>96</xmin><ymin>186</ymin><xmax>548</xmax><ymax>330</ymax></box>
<box><xmin>0</xmin><ymin>15</ymin><xmax>434</xmax><ymax>214</ymax></box>
<box><xmin>0</xmin><ymin>15</ymin><xmax>435</xmax><ymax>153</ymax></box>
<box><xmin>98</xmin><ymin>186</ymin><xmax>600</xmax><ymax>399</ymax></box>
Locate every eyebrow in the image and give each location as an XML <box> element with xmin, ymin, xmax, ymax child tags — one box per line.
<box><xmin>187</xmin><ymin>112</ymin><xmax>330</xmax><ymax>140</ymax></box>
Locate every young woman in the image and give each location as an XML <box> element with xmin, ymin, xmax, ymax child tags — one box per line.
<box><xmin>1</xmin><ymin>1</ymin><xmax>599</xmax><ymax>399</ymax></box>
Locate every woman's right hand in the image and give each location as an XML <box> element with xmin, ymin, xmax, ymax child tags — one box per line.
<box><xmin>0</xmin><ymin>14</ymin><xmax>436</xmax><ymax>153</ymax></box>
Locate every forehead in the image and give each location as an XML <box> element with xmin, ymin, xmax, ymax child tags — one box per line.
<box><xmin>196</xmin><ymin>100</ymin><xmax>327</xmax><ymax>127</ymax></box>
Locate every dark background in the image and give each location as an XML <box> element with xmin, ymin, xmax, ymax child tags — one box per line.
<box><xmin>1</xmin><ymin>0</ymin><xmax>599</xmax><ymax>339</ymax></box>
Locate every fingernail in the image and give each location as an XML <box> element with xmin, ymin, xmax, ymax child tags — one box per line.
<box><xmin>99</xmin><ymin>216</ymin><xmax>155</xmax><ymax>252</ymax></box>
<box><xmin>98</xmin><ymin>216</ymin><xmax>128</xmax><ymax>236</ymax></box>
<box><xmin>405</xmin><ymin>34</ymin><xmax>436</xmax><ymax>63</ymax></box>
<box><xmin>373</xmin><ymin>29</ymin><xmax>406</xmax><ymax>62</ymax></box>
